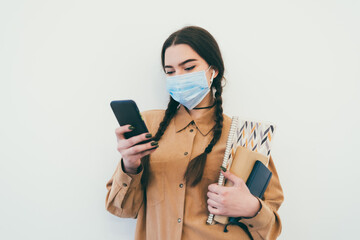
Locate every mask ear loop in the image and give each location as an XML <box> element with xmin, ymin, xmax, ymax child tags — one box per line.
<box><xmin>208</xmin><ymin>66</ymin><xmax>216</xmax><ymax>99</ymax></box>
<box><xmin>210</xmin><ymin>68</ymin><xmax>215</xmax><ymax>86</ymax></box>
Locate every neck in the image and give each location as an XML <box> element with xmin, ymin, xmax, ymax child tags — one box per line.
<box><xmin>188</xmin><ymin>93</ymin><xmax>215</xmax><ymax>119</ymax></box>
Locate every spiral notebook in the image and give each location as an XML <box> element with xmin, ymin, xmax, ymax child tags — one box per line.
<box><xmin>206</xmin><ymin>117</ymin><xmax>276</xmax><ymax>225</ymax></box>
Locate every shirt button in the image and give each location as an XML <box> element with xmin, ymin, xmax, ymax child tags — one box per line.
<box><xmin>184</xmin><ymin>152</ymin><xmax>188</xmax><ymax>156</ymax></box>
<box><xmin>190</xmin><ymin>129</ymin><xmax>194</xmax><ymax>132</ymax></box>
<box><xmin>179</xmin><ymin>183</ymin><xmax>184</xmax><ymax>188</ymax></box>
<box><xmin>177</xmin><ymin>218</ymin><xmax>182</xmax><ymax>223</ymax></box>
<box><xmin>122</xmin><ymin>183</ymin><xmax>128</xmax><ymax>187</ymax></box>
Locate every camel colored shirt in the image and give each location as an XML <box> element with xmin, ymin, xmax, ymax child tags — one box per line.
<box><xmin>105</xmin><ymin>105</ymin><xmax>284</xmax><ymax>240</ymax></box>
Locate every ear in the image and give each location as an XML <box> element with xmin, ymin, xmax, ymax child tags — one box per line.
<box><xmin>212</xmin><ymin>67</ymin><xmax>219</xmax><ymax>79</ymax></box>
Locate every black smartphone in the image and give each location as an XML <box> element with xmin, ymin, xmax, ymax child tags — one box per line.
<box><xmin>110</xmin><ymin>100</ymin><xmax>151</xmax><ymax>144</ymax></box>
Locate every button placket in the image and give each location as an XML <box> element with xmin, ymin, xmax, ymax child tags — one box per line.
<box><xmin>175</xmin><ymin>125</ymin><xmax>192</xmax><ymax>235</ymax></box>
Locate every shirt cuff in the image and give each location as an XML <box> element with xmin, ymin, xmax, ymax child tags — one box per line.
<box><xmin>114</xmin><ymin>158</ymin><xmax>143</xmax><ymax>188</ymax></box>
<box><xmin>239</xmin><ymin>197</ymin><xmax>273</xmax><ymax>230</ymax></box>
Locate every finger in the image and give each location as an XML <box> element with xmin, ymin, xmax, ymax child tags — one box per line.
<box><xmin>121</xmin><ymin>146</ymin><xmax>158</xmax><ymax>170</ymax></box>
<box><xmin>207</xmin><ymin>198</ymin><xmax>221</xmax><ymax>208</ymax></box>
<box><xmin>117</xmin><ymin>139</ymin><xmax>128</xmax><ymax>152</ymax></box>
<box><xmin>207</xmin><ymin>191</ymin><xmax>222</xmax><ymax>203</ymax></box>
<box><xmin>123</xmin><ymin>132</ymin><xmax>153</xmax><ymax>148</ymax></box>
<box><xmin>115</xmin><ymin>125</ymin><xmax>135</xmax><ymax>140</ymax></box>
<box><xmin>222</xmin><ymin>169</ymin><xmax>243</xmax><ymax>187</ymax></box>
<box><xmin>208</xmin><ymin>184</ymin><xmax>225</xmax><ymax>194</ymax></box>
<box><xmin>121</xmin><ymin>145</ymin><xmax>158</xmax><ymax>168</ymax></box>
<box><xmin>117</xmin><ymin>132</ymin><xmax>152</xmax><ymax>152</ymax></box>
<box><xmin>135</xmin><ymin>146</ymin><xmax>158</xmax><ymax>159</ymax></box>
<box><xmin>123</xmin><ymin>140</ymin><xmax>158</xmax><ymax>156</ymax></box>
<box><xmin>208</xmin><ymin>204</ymin><xmax>221</xmax><ymax>215</ymax></box>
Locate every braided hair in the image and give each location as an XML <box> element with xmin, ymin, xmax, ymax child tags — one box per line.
<box><xmin>141</xmin><ymin>26</ymin><xmax>225</xmax><ymax>188</ymax></box>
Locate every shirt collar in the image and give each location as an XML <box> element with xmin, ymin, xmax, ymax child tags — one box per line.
<box><xmin>174</xmin><ymin>104</ymin><xmax>216</xmax><ymax>136</ymax></box>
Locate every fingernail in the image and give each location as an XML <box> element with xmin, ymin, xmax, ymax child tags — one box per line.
<box><xmin>151</xmin><ymin>141</ymin><xmax>158</xmax><ymax>146</ymax></box>
<box><xmin>220</xmin><ymin>166</ymin><xmax>227</xmax><ymax>172</ymax></box>
<box><xmin>129</xmin><ymin>125</ymin><xmax>135</xmax><ymax>130</ymax></box>
<box><xmin>145</xmin><ymin>133</ymin><xmax>152</xmax><ymax>138</ymax></box>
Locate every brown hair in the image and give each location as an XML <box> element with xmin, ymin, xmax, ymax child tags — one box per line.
<box><xmin>141</xmin><ymin>26</ymin><xmax>225</xmax><ymax>187</ymax></box>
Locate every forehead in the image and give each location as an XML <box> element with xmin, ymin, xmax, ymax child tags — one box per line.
<box><xmin>164</xmin><ymin>44</ymin><xmax>203</xmax><ymax>66</ymax></box>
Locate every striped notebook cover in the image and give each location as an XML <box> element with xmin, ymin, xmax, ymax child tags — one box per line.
<box><xmin>206</xmin><ymin>116</ymin><xmax>276</xmax><ymax>225</ymax></box>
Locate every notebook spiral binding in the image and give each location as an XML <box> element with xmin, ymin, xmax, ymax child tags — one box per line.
<box><xmin>206</xmin><ymin>116</ymin><xmax>239</xmax><ymax>225</ymax></box>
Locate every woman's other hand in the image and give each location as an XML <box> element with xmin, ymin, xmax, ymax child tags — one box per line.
<box><xmin>207</xmin><ymin>170</ymin><xmax>261</xmax><ymax>218</ymax></box>
<box><xmin>115</xmin><ymin>125</ymin><xmax>158</xmax><ymax>174</ymax></box>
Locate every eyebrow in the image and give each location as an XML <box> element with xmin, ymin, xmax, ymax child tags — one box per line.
<box><xmin>164</xmin><ymin>59</ymin><xmax>198</xmax><ymax>69</ymax></box>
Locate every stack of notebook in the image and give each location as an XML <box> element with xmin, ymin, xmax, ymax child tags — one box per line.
<box><xmin>206</xmin><ymin>117</ymin><xmax>276</xmax><ymax>225</ymax></box>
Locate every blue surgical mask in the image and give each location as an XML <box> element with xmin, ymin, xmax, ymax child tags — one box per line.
<box><xmin>166</xmin><ymin>66</ymin><xmax>215</xmax><ymax>110</ymax></box>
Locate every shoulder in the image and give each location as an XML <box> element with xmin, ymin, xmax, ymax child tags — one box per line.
<box><xmin>141</xmin><ymin>109</ymin><xmax>165</xmax><ymax>119</ymax></box>
<box><xmin>222</xmin><ymin>113</ymin><xmax>232</xmax><ymax>128</ymax></box>
<box><xmin>140</xmin><ymin>109</ymin><xmax>166</xmax><ymax>134</ymax></box>
<box><xmin>223</xmin><ymin>113</ymin><xmax>232</xmax><ymax>123</ymax></box>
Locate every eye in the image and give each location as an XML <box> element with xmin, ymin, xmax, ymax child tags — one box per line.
<box><xmin>165</xmin><ymin>70</ymin><xmax>175</xmax><ymax>75</ymax></box>
<box><xmin>185</xmin><ymin>65</ymin><xmax>195</xmax><ymax>71</ymax></box>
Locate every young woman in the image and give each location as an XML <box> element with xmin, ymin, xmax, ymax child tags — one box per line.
<box><xmin>106</xmin><ymin>26</ymin><xmax>284</xmax><ymax>240</ymax></box>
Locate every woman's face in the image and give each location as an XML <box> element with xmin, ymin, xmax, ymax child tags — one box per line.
<box><xmin>164</xmin><ymin>44</ymin><xmax>218</xmax><ymax>86</ymax></box>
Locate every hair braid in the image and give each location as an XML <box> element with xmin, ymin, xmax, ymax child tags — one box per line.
<box><xmin>140</xmin><ymin>97</ymin><xmax>179</xmax><ymax>188</ymax></box>
<box><xmin>183</xmin><ymin>79</ymin><xmax>224</xmax><ymax>186</ymax></box>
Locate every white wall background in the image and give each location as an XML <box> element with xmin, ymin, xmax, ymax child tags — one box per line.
<box><xmin>1</xmin><ymin>0</ymin><xmax>359</xmax><ymax>239</ymax></box>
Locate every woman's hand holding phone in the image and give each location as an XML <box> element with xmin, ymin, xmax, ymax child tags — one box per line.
<box><xmin>115</xmin><ymin>124</ymin><xmax>158</xmax><ymax>174</ymax></box>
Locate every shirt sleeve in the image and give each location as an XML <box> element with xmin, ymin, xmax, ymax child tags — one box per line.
<box><xmin>105</xmin><ymin>110</ymin><xmax>161</xmax><ymax>219</ymax></box>
<box><xmin>238</xmin><ymin>155</ymin><xmax>284</xmax><ymax>240</ymax></box>
<box><xmin>105</xmin><ymin>158</ymin><xmax>144</xmax><ymax>218</ymax></box>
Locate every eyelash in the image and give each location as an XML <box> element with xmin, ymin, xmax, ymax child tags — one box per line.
<box><xmin>166</xmin><ymin>65</ymin><xmax>196</xmax><ymax>75</ymax></box>
<box><xmin>185</xmin><ymin>65</ymin><xmax>195</xmax><ymax>71</ymax></box>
